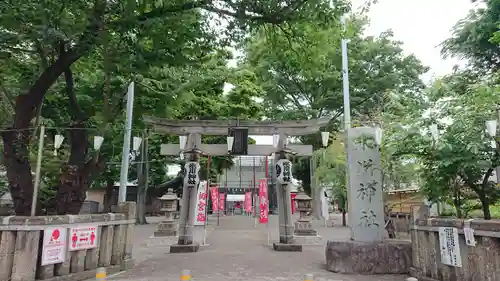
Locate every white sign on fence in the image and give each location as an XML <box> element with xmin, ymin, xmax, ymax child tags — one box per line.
<box><xmin>41</xmin><ymin>227</ymin><xmax>67</xmax><ymax>265</ymax></box>
<box><xmin>438</xmin><ymin>227</ymin><xmax>462</xmax><ymax>267</ymax></box>
<box><xmin>68</xmin><ymin>225</ymin><xmax>99</xmax><ymax>251</ymax></box>
<box><xmin>464</xmin><ymin>219</ymin><xmax>477</xmax><ymax>246</ymax></box>
<box><xmin>194</xmin><ymin>181</ymin><xmax>208</xmax><ymax>226</ymax></box>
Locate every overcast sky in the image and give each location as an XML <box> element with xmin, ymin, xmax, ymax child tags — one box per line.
<box><xmin>251</xmin><ymin>0</ymin><xmax>476</xmax><ymax>145</ymax></box>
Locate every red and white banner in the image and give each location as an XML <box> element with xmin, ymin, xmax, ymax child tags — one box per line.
<box><xmin>219</xmin><ymin>193</ymin><xmax>225</xmax><ymax>211</ymax></box>
<box><xmin>210</xmin><ymin>186</ymin><xmax>219</xmax><ymax>211</ymax></box>
<box><xmin>195</xmin><ymin>181</ymin><xmax>208</xmax><ymax>226</ymax></box>
<box><xmin>259</xmin><ymin>179</ymin><xmax>268</xmax><ymax>223</ymax></box>
<box><xmin>291</xmin><ymin>193</ymin><xmax>297</xmax><ymax>214</ymax></box>
<box><xmin>244</xmin><ymin>192</ymin><xmax>252</xmax><ymax>213</ymax></box>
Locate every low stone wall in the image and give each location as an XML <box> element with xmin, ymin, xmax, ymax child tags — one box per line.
<box><xmin>410</xmin><ymin>218</ymin><xmax>500</xmax><ymax>281</ymax></box>
<box><xmin>0</xmin><ymin>201</ymin><xmax>136</xmax><ymax>281</ymax></box>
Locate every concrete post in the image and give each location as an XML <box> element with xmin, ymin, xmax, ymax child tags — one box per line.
<box><xmin>172</xmin><ymin>133</ymin><xmax>201</xmax><ymax>253</ymax></box>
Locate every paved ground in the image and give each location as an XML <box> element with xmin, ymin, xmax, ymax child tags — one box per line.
<box><xmin>110</xmin><ymin>214</ymin><xmax>409</xmax><ymax>281</ymax></box>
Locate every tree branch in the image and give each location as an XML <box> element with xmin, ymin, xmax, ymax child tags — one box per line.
<box><xmin>64</xmin><ymin>67</ymin><xmax>87</xmax><ymax>122</ymax></box>
<box><xmin>482</xmin><ymin>167</ymin><xmax>495</xmax><ymax>187</ymax></box>
<box><xmin>13</xmin><ymin>0</ymin><xmax>107</xmax><ymax>129</ymax></box>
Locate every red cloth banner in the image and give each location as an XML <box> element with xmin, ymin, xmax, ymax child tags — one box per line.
<box><xmin>291</xmin><ymin>193</ymin><xmax>297</xmax><ymax>214</ymax></box>
<box><xmin>259</xmin><ymin>179</ymin><xmax>269</xmax><ymax>223</ymax></box>
<box><xmin>210</xmin><ymin>186</ymin><xmax>219</xmax><ymax>211</ymax></box>
<box><xmin>244</xmin><ymin>192</ymin><xmax>252</xmax><ymax>213</ymax></box>
<box><xmin>218</xmin><ymin>193</ymin><xmax>225</xmax><ymax>211</ymax></box>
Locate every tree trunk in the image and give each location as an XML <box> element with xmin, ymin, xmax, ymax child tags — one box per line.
<box><xmin>1</xmin><ymin>130</ymin><xmax>35</xmax><ymax>215</ymax></box>
<box><xmin>55</xmin><ymin>125</ymin><xmax>91</xmax><ymax>214</ymax></box>
<box><xmin>103</xmin><ymin>178</ymin><xmax>114</xmax><ymax>212</ymax></box>
<box><xmin>341</xmin><ymin>210</ymin><xmax>347</xmax><ymax>226</ymax></box>
<box><xmin>479</xmin><ymin>193</ymin><xmax>491</xmax><ymax>220</ymax></box>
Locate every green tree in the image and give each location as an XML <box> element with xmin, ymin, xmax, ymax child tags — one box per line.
<box><xmin>387</xmin><ymin>72</ymin><xmax>500</xmax><ymax>219</ymax></box>
<box><xmin>442</xmin><ymin>0</ymin><xmax>500</xmax><ymax>73</ymax></box>
<box><xmin>242</xmin><ymin>13</ymin><xmax>427</xmax><ymax>194</ymax></box>
<box><xmin>2</xmin><ymin>0</ymin><xmax>329</xmax><ymax>214</ymax></box>
<box><xmin>313</xmin><ymin>138</ymin><xmax>347</xmax><ymax>225</ymax></box>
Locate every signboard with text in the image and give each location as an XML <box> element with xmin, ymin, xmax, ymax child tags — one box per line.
<box><xmin>259</xmin><ymin>179</ymin><xmax>269</xmax><ymax>223</ymax></box>
<box><xmin>195</xmin><ymin>182</ymin><xmax>208</xmax><ymax>225</ymax></box>
<box><xmin>210</xmin><ymin>186</ymin><xmax>219</xmax><ymax>211</ymax></box>
<box><xmin>41</xmin><ymin>227</ymin><xmax>67</xmax><ymax>265</ymax></box>
<box><xmin>69</xmin><ymin>225</ymin><xmax>99</xmax><ymax>251</ymax></box>
<box><xmin>438</xmin><ymin>227</ymin><xmax>462</xmax><ymax>267</ymax></box>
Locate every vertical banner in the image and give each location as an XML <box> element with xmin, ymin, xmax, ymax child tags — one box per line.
<box><xmin>244</xmin><ymin>192</ymin><xmax>252</xmax><ymax>213</ymax></box>
<box><xmin>195</xmin><ymin>181</ymin><xmax>208</xmax><ymax>226</ymax></box>
<box><xmin>210</xmin><ymin>186</ymin><xmax>219</xmax><ymax>212</ymax></box>
<box><xmin>219</xmin><ymin>193</ymin><xmax>225</xmax><ymax>212</ymax></box>
<box><xmin>259</xmin><ymin>178</ymin><xmax>269</xmax><ymax>223</ymax></box>
<box><xmin>290</xmin><ymin>193</ymin><xmax>297</xmax><ymax>214</ymax></box>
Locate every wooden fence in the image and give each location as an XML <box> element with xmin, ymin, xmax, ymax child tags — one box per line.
<box><xmin>0</xmin><ymin>202</ymin><xmax>136</xmax><ymax>281</ymax></box>
<box><xmin>410</xmin><ymin>217</ymin><xmax>500</xmax><ymax>281</ymax></box>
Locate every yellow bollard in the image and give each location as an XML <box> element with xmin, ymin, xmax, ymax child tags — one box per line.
<box><xmin>304</xmin><ymin>273</ymin><xmax>313</xmax><ymax>281</ymax></box>
<box><xmin>180</xmin><ymin>269</ymin><xmax>191</xmax><ymax>280</ymax></box>
<box><xmin>95</xmin><ymin>267</ymin><xmax>107</xmax><ymax>280</ymax></box>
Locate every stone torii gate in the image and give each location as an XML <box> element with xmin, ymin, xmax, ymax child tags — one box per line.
<box><xmin>144</xmin><ymin>116</ymin><xmax>330</xmax><ymax>252</ymax></box>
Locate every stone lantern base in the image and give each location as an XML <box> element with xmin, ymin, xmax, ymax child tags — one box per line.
<box><xmin>154</xmin><ymin>219</ymin><xmax>178</xmax><ymax>237</ymax></box>
<box><xmin>294</xmin><ymin>221</ymin><xmax>317</xmax><ymax>236</ymax></box>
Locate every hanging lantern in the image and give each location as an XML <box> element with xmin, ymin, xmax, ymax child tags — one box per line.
<box><xmin>133</xmin><ymin>136</ymin><xmax>142</xmax><ymax>152</ymax></box>
<box><xmin>179</xmin><ymin>135</ymin><xmax>187</xmax><ymax>160</ymax></box>
<box><xmin>53</xmin><ymin>134</ymin><xmax>65</xmax><ymax>156</ymax></box>
<box><xmin>321</xmin><ymin>131</ymin><xmax>330</xmax><ymax>147</ymax></box>
<box><xmin>429</xmin><ymin>124</ymin><xmax>439</xmax><ymax>141</ymax></box>
<box><xmin>272</xmin><ymin>133</ymin><xmax>280</xmax><ymax>149</ymax></box>
<box><xmin>93</xmin><ymin>136</ymin><xmax>104</xmax><ymax>150</ymax></box>
<box><xmin>227</xmin><ymin>136</ymin><xmax>234</xmax><ymax>152</ymax></box>
<box><xmin>485</xmin><ymin>120</ymin><xmax>497</xmax><ymax>137</ymax></box>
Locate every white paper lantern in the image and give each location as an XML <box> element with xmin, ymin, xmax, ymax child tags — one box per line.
<box><xmin>272</xmin><ymin>133</ymin><xmax>280</xmax><ymax>148</ymax></box>
<box><xmin>179</xmin><ymin>135</ymin><xmax>187</xmax><ymax>150</ymax></box>
<box><xmin>93</xmin><ymin>136</ymin><xmax>104</xmax><ymax>150</ymax></box>
<box><xmin>53</xmin><ymin>134</ymin><xmax>65</xmax><ymax>156</ymax></box>
<box><xmin>485</xmin><ymin>120</ymin><xmax>497</xmax><ymax>137</ymax></box>
<box><xmin>227</xmin><ymin>136</ymin><xmax>234</xmax><ymax>152</ymax></box>
<box><xmin>321</xmin><ymin>131</ymin><xmax>330</xmax><ymax>147</ymax></box>
<box><xmin>429</xmin><ymin>124</ymin><xmax>439</xmax><ymax>141</ymax></box>
<box><xmin>132</xmin><ymin>136</ymin><xmax>142</xmax><ymax>151</ymax></box>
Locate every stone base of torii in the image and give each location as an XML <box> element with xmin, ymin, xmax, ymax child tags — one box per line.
<box><xmin>144</xmin><ymin>116</ymin><xmax>326</xmax><ymax>253</ymax></box>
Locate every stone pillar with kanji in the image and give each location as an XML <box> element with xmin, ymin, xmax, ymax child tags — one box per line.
<box><xmin>170</xmin><ymin>133</ymin><xmax>202</xmax><ymax>253</ymax></box>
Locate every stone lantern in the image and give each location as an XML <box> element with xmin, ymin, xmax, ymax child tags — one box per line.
<box><xmin>293</xmin><ymin>192</ymin><xmax>317</xmax><ymax>236</ymax></box>
<box><xmin>154</xmin><ymin>188</ymin><xmax>179</xmax><ymax>237</ymax></box>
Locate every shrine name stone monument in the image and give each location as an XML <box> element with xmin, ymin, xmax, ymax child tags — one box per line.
<box><xmin>325</xmin><ymin>127</ymin><xmax>412</xmax><ymax>274</ymax></box>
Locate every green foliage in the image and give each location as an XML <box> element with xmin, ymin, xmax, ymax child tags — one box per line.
<box><xmin>313</xmin><ymin>138</ymin><xmax>347</xmax><ymax>209</ymax></box>
<box><xmin>241</xmin><ymin>12</ymin><xmax>427</xmax><ymax>187</ymax></box>
<box><xmin>442</xmin><ymin>0</ymin><xmax>500</xmax><ymax>73</ymax></box>
<box><xmin>384</xmin><ymin>71</ymin><xmax>500</xmax><ymax>219</ymax></box>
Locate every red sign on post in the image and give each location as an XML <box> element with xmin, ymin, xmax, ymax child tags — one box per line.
<box><xmin>244</xmin><ymin>192</ymin><xmax>252</xmax><ymax>213</ymax></box>
<box><xmin>210</xmin><ymin>186</ymin><xmax>219</xmax><ymax>211</ymax></box>
<box><xmin>259</xmin><ymin>179</ymin><xmax>268</xmax><ymax>223</ymax></box>
<box><xmin>291</xmin><ymin>193</ymin><xmax>297</xmax><ymax>214</ymax></box>
<box><xmin>219</xmin><ymin>193</ymin><xmax>225</xmax><ymax>211</ymax></box>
